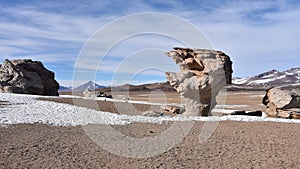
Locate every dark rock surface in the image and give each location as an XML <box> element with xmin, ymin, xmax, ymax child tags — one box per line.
<box><xmin>0</xmin><ymin>59</ymin><xmax>59</xmax><ymax>96</ymax></box>
<box><xmin>228</xmin><ymin>110</ymin><xmax>263</xmax><ymax>116</ymax></box>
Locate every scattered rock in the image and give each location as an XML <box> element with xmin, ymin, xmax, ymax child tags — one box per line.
<box><xmin>83</xmin><ymin>89</ymin><xmax>92</xmax><ymax>98</ymax></box>
<box><xmin>83</xmin><ymin>90</ymin><xmax>113</xmax><ymax>99</ymax></box>
<box><xmin>122</xmin><ymin>97</ymin><xmax>130</xmax><ymax>101</ymax></box>
<box><xmin>97</xmin><ymin>92</ymin><xmax>113</xmax><ymax>98</ymax></box>
<box><xmin>263</xmin><ymin>87</ymin><xmax>300</xmax><ymax>119</ymax></box>
<box><xmin>160</xmin><ymin>105</ymin><xmax>185</xmax><ymax>114</ymax></box>
<box><xmin>142</xmin><ymin>111</ymin><xmax>164</xmax><ymax>117</ymax></box>
<box><xmin>0</xmin><ymin>59</ymin><xmax>59</xmax><ymax>96</ymax></box>
<box><xmin>165</xmin><ymin>47</ymin><xmax>233</xmax><ymax>116</ymax></box>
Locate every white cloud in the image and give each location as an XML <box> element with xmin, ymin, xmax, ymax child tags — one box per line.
<box><xmin>1</xmin><ymin>0</ymin><xmax>300</xmax><ymax>84</ymax></box>
<box><xmin>0</xmin><ymin>5</ymin><xmax>113</xmax><ymax>63</ymax></box>
<box><xmin>175</xmin><ymin>0</ymin><xmax>300</xmax><ymax>77</ymax></box>
<box><xmin>74</xmin><ymin>12</ymin><xmax>214</xmax><ymax>78</ymax></box>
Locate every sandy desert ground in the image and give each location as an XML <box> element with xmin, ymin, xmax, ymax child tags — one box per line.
<box><xmin>1</xmin><ymin>90</ymin><xmax>300</xmax><ymax>168</ymax></box>
<box><xmin>1</xmin><ymin>122</ymin><xmax>300</xmax><ymax>168</ymax></box>
<box><xmin>59</xmin><ymin>90</ymin><xmax>266</xmax><ymax>112</ymax></box>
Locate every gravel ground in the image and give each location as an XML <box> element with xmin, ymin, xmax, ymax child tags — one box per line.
<box><xmin>1</xmin><ymin>121</ymin><xmax>300</xmax><ymax>168</ymax></box>
<box><xmin>37</xmin><ymin>97</ymin><xmax>168</xmax><ymax>116</ymax></box>
<box><xmin>1</xmin><ymin>94</ymin><xmax>299</xmax><ymax>168</ymax></box>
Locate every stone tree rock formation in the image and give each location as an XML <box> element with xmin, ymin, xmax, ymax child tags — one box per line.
<box><xmin>263</xmin><ymin>87</ymin><xmax>300</xmax><ymax>119</ymax></box>
<box><xmin>0</xmin><ymin>59</ymin><xmax>59</xmax><ymax>96</ymax></box>
<box><xmin>166</xmin><ymin>47</ymin><xmax>233</xmax><ymax>116</ymax></box>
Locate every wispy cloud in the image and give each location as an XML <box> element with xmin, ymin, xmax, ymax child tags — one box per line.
<box><xmin>176</xmin><ymin>0</ymin><xmax>300</xmax><ymax>76</ymax></box>
<box><xmin>0</xmin><ymin>4</ymin><xmax>112</xmax><ymax>62</ymax></box>
<box><xmin>1</xmin><ymin>0</ymin><xmax>299</xmax><ymax>86</ymax></box>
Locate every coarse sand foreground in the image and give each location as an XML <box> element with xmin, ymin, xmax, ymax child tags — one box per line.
<box><xmin>1</xmin><ymin>121</ymin><xmax>300</xmax><ymax>168</ymax></box>
<box><xmin>1</xmin><ymin>92</ymin><xmax>300</xmax><ymax>168</ymax></box>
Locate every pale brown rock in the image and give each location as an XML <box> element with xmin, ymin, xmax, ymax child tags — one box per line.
<box><xmin>263</xmin><ymin>87</ymin><xmax>300</xmax><ymax>118</ymax></box>
<box><xmin>160</xmin><ymin>105</ymin><xmax>185</xmax><ymax>114</ymax></box>
<box><xmin>165</xmin><ymin>47</ymin><xmax>233</xmax><ymax>116</ymax></box>
<box><xmin>0</xmin><ymin>59</ymin><xmax>59</xmax><ymax>96</ymax></box>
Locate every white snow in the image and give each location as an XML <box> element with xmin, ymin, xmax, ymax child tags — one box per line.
<box><xmin>57</xmin><ymin>95</ymin><xmax>83</xmax><ymax>99</ymax></box>
<box><xmin>94</xmin><ymin>96</ymin><xmax>182</xmax><ymax>106</ymax></box>
<box><xmin>137</xmin><ymin>94</ymin><xmax>150</xmax><ymax>97</ymax></box>
<box><xmin>248</xmin><ymin>75</ymin><xmax>286</xmax><ymax>85</ymax></box>
<box><xmin>232</xmin><ymin>78</ymin><xmax>250</xmax><ymax>85</ymax></box>
<box><xmin>249</xmin><ymin>78</ymin><xmax>274</xmax><ymax>84</ymax></box>
<box><xmin>215</xmin><ymin>104</ymin><xmax>249</xmax><ymax>108</ymax></box>
<box><xmin>1</xmin><ymin>93</ymin><xmax>300</xmax><ymax>126</ymax></box>
<box><xmin>261</xmin><ymin>74</ymin><xmax>276</xmax><ymax>78</ymax></box>
<box><xmin>246</xmin><ymin>95</ymin><xmax>265</xmax><ymax>98</ymax></box>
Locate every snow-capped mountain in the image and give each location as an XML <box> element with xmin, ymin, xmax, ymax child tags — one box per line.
<box><xmin>232</xmin><ymin>68</ymin><xmax>300</xmax><ymax>89</ymax></box>
<box><xmin>72</xmin><ymin>81</ymin><xmax>106</xmax><ymax>92</ymax></box>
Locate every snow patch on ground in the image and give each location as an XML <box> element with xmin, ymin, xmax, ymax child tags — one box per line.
<box><xmin>215</xmin><ymin>105</ymin><xmax>249</xmax><ymax>108</ymax></box>
<box><xmin>57</xmin><ymin>95</ymin><xmax>83</xmax><ymax>99</ymax></box>
<box><xmin>1</xmin><ymin>93</ymin><xmax>300</xmax><ymax>126</ymax></box>
<box><xmin>247</xmin><ymin>95</ymin><xmax>265</xmax><ymax>98</ymax></box>
<box><xmin>94</xmin><ymin>96</ymin><xmax>181</xmax><ymax>106</ymax></box>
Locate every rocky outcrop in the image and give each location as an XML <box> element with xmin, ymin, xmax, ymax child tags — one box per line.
<box><xmin>166</xmin><ymin>47</ymin><xmax>233</xmax><ymax>116</ymax></box>
<box><xmin>0</xmin><ymin>59</ymin><xmax>59</xmax><ymax>96</ymax></box>
<box><xmin>263</xmin><ymin>87</ymin><xmax>300</xmax><ymax>119</ymax></box>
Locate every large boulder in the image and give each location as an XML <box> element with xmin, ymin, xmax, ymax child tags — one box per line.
<box><xmin>263</xmin><ymin>87</ymin><xmax>300</xmax><ymax>119</ymax></box>
<box><xmin>0</xmin><ymin>59</ymin><xmax>59</xmax><ymax>96</ymax></box>
<box><xmin>166</xmin><ymin>47</ymin><xmax>233</xmax><ymax>116</ymax></box>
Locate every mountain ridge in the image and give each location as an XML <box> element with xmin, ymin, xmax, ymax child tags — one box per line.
<box><xmin>96</xmin><ymin>82</ymin><xmax>176</xmax><ymax>93</ymax></box>
<box><xmin>231</xmin><ymin>67</ymin><xmax>300</xmax><ymax>90</ymax></box>
<box><xmin>58</xmin><ymin>86</ymin><xmax>72</xmax><ymax>92</ymax></box>
<box><xmin>72</xmin><ymin>81</ymin><xmax>106</xmax><ymax>92</ymax></box>
<box><xmin>63</xmin><ymin>68</ymin><xmax>300</xmax><ymax>93</ymax></box>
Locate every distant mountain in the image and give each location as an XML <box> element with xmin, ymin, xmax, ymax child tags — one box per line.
<box><xmin>73</xmin><ymin>81</ymin><xmax>106</xmax><ymax>92</ymax></box>
<box><xmin>58</xmin><ymin>86</ymin><xmax>72</xmax><ymax>92</ymax></box>
<box><xmin>97</xmin><ymin>82</ymin><xmax>176</xmax><ymax>93</ymax></box>
<box><xmin>230</xmin><ymin>68</ymin><xmax>300</xmax><ymax>90</ymax></box>
<box><xmin>78</xmin><ymin>68</ymin><xmax>300</xmax><ymax>93</ymax></box>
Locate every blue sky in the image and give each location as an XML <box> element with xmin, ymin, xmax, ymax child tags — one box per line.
<box><xmin>0</xmin><ymin>0</ymin><xmax>299</xmax><ymax>87</ymax></box>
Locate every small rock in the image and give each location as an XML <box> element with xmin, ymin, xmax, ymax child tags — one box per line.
<box><xmin>160</xmin><ymin>105</ymin><xmax>185</xmax><ymax>114</ymax></box>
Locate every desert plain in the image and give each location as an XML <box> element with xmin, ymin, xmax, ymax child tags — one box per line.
<box><xmin>1</xmin><ymin>89</ymin><xmax>300</xmax><ymax>168</ymax></box>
